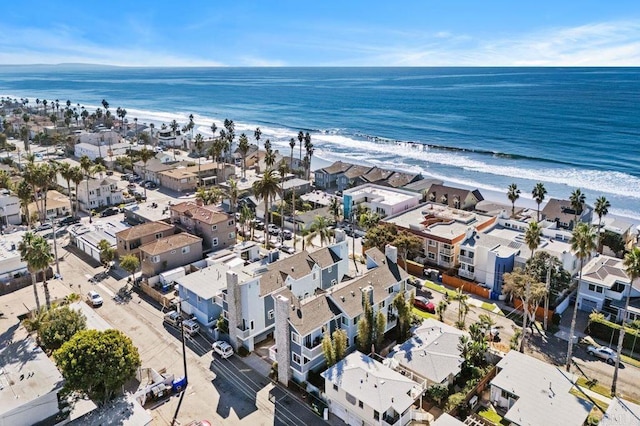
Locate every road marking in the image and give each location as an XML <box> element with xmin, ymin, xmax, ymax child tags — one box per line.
<box><xmin>97</xmin><ymin>283</ymin><xmax>115</xmax><ymax>298</ymax></box>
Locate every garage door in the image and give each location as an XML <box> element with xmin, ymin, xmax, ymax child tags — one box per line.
<box><xmin>580</xmin><ymin>298</ymin><xmax>598</xmax><ymax>312</ymax></box>
<box><xmin>330</xmin><ymin>402</ymin><xmax>347</xmax><ymax>423</ymax></box>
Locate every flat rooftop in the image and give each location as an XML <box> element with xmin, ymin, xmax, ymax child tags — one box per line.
<box><xmin>486</xmin><ymin>226</ymin><xmax>572</xmax><ymax>260</ymax></box>
<box><xmin>176</xmin><ymin>262</ymin><xmax>235</xmax><ymax>300</ymax></box>
<box><xmin>0</xmin><ymin>326</ymin><xmax>64</xmax><ymax>416</ymax></box>
<box><xmin>124</xmin><ymin>199</ymin><xmax>174</xmax><ymax>223</ymax></box>
<box><xmin>345</xmin><ymin>184</ymin><xmax>419</xmax><ymax>206</ymax></box>
<box><xmin>69</xmin><ymin>220</ymin><xmax>130</xmax><ymax>247</ymax></box>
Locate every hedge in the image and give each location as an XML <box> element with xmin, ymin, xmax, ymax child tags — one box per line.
<box><xmin>588</xmin><ymin>317</ymin><xmax>640</xmax><ymax>352</ymax></box>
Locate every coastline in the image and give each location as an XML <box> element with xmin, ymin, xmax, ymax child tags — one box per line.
<box><xmin>310</xmin><ymin>153</ymin><xmax>640</xmax><ymax>229</ymax></box>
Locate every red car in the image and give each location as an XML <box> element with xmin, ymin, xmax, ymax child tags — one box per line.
<box><xmin>413</xmin><ymin>296</ymin><xmax>435</xmax><ymax>313</ymax></box>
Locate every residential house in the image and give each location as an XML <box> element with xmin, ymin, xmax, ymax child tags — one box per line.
<box><xmin>600</xmin><ymin>397</ymin><xmax>640</xmax><ymax>426</ymax></box>
<box><xmin>490</xmin><ymin>350</ymin><xmax>592</xmax><ymax>426</ymax></box>
<box><xmin>133</xmin><ymin>158</ymin><xmax>181</xmax><ymax>185</ymax></box>
<box><xmin>74</xmin><ymin>141</ymin><xmax>131</xmax><ymax>161</ymax></box>
<box><xmin>228</xmin><ymin>240</ymin><xmax>350</xmax><ymax>354</ymax></box>
<box><xmin>576</xmin><ymin>255</ymin><xmax>640</xmax><ymax>322</ymax></box>
<box><xmin>115</xmin><ymin>221</ymin><xmax>176</xmax><ymax>257</ymax></box>
<box><xmin>76</xmin><ymin>177</ymin><xmax>124</xmax><ymax>213</ymax></box>
<box><xmin>388</xmin><ymin>318</ymin><xmax>465</xmax><ymax>387</ymax></box>
<box><xmin>158</xmin><ymin>162</ymin><xmax>233</xmax><ymax>192</ymax></box>
<box><xmin>273</xmin><ymin>245</ymin><xmax>415</xmax><ymax>383</ymax></box>
<box><xmin>28</xmin><ymin>190</ymin><xmax>71</xmax><ymax>220</ymax></box>
<box><xmin>0</xmin><ymin>326</ymin><xmax>65</xmax><ymax>426</ymax></box>
<box><xmin>382</xmin><ymin>171</ymin><xmax>423</xmax><ymax>189</ymax></box>
<box><xmin>232</xmin><ymin>144</ymin><xmax>260</xmax><ymax>168</ymax></box>
<box><xmin>169</xmin><ymin>201</ymin><xmax>236</xmax><ymax>251</ymax></box>
<box><xmin>314</xmin><ymin>161</ymin><xmax>354</xmax><ymax>189</ymax></box>
<box><xmin>0</xmin><ymin>189</ymin><xmax>21</xmax><ymax>227</ymax></box>
<box><xmin>342</xmin><ymin>183</ymin><xmax>422</xmax><ymax>221</ymax></box>
<box><xmin>68</xmin><ymin>220</ymin><xmax>130</xmax><ymax>263</ymax></box>
<box><xmin>0</xmin><ymin>231</ymin><xmax>28</xmax><ymax>283</ymax></box>
<box><xmin>139</xmin><ymin>233</ymin><xmax>203</xmax><ymax>276</ymax></box>
<box><xmin>176</xmin><ymin>262</ymin><xmax>230</xmax><ymax>328</ymax></box>
<box><xmin>542</xmin><ymin>198</ymin><xmax>593</xmax><ymax>231</ymax></box>
<box><xmin>401</xmin><ymin>178</ymin><xmax>445</xmax><ymax>201</ymax></box>
<box><xmin>600</xmin><ymin>216</ymin><xmax>637</xmax><ymax>253</ymax></box>
<box><xmin>383</xmin><ymin>203</ymin><xmax>497</xmax><ymax>269</ymax></box>
<box><xmin>425</xmin><ymin>184</ymin><xmax>484</xmax><ymax>211</ymax></box>
<box><xmin>337</xmin><ymin>164</ymin><xmax>374</xmax><ymax>191</ymax></box>
<box><xmin>154</xmin><ymin>126</ymin><xmax>189</xmax><ymax>149</ymax></box>
<box><xmin>321</xmin><ymin>351</ymin><xmax>426</xmax><ymax>426</ymax></box>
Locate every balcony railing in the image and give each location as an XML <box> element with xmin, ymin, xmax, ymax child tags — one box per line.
<box><xmin>383</xmin><ymin>413</ymin><xmax>400</xmax><ymax>426</ymax></box>
<box><xmin>301</xmin><ymin>343</ymin><xmax>324</xmax><ymax>359</ymax></box>
<box><xmin>459</xmin><ymin>255</ymin><xmax>474</xmax><ymax>264</ymax></box>
<box><xmin>459</xmin><ymin>269</ymin><xmax>475</xmax><ymax>280</ymax></box>
<box><xmin>439</xmin><ymin>247</ymin><xmax>453</xmax><ymax>256</ymax></box>
<box><xmin>236</xmin><ymin>326</ymin><xmax>251</xmax><ymax>339</ymax></box>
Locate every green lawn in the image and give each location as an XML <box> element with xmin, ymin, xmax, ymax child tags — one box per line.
<box><xmin>621</xmin><ymin>354</ymin><xmax>640</xmax><ymax>369</ymax></box>
<box><xmin>412</xmin><ymin>307</ymin><xmax>438</xmax><ymax>320</ymax></box>
<box><xmin>576</xmin><ymin>377</ymin><xmax>612</xmax><ymax>398</ymax></box>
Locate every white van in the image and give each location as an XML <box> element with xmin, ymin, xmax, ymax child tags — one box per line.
<box><xmin>182</xmin><ymin>319</ymin><xmax>200</xmax><ymax>336</ymax></box>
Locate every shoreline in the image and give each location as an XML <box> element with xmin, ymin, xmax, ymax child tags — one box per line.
<box><xmin>310</xmin><ymin>154</ymin><xmax>640</xmax><ymax>229</ymax></box>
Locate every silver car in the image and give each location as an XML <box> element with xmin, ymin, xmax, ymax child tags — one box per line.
<box><xmin>587</xmin><ymin>345</ymin><xmax>618</xmax><ymax>364</ymax></box>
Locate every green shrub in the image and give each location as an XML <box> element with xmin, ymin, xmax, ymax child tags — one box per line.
<box><xmin>446</xmin><ymin>392</ymin><xmax>465</xmax><ymax>412</ymax></box>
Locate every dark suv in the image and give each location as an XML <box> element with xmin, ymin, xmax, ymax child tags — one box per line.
<box><xmin>58</xmin><ymin>216</ymin><xmax>81</xmax><ymax>226</ymax></box>
<box><xmin>100</xmin><ymin>207</ymin><xmax>120</xmax><ymax>217</ymax></box>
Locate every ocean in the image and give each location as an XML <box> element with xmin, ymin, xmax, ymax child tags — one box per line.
<box><xmin>1</xmin><ymin>66</ymin><xmax>639</xmax><ymax>221</ymax></box>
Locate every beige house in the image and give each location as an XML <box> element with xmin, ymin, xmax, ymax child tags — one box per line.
<box><xmin>28</xmin><ymin>190</ymin><xmax>71</xmax><ymax>219</ymax></box>
<box><xmin>115</xmin><ymin>221</ymin><xmax>176</xmax><ymax>257</ymax></box>
<box><xmin>158</xmin><ymin>162</ymin><xmax>234</xmax><ymax>192</ymax></box>
<box><xmin>139</xmin><ymin>233</ymin><xmax>203</xmax><ymax>276</ymax></box>
<box><xmin>425</xmin><ymin>184</ymin><xmax>484</xmax><ymax>211</ymax></box>
<box><xmin>169</xmin><ymin>201</ymin><xmax>236</xmax><ymax>251</ymax></box>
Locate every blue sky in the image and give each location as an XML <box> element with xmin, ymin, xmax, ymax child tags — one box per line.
<box><xmin>1</xmin><ymin>1</ymin><xmax>639</xmax><ymax>66</ymax></box>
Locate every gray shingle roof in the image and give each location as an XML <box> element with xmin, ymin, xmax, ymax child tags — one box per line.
<box><xmin>276</xmin><ymin>289</ymin><xmax>342</xmax><ymax>336</ymax></box>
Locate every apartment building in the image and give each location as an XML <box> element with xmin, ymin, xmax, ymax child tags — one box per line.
<box><xmin>115</xmin><ymin>221</ymin><xmax>176</xmax><ymax>257</ymax></box>
<box><xmin>169</xmin><ymin>201</ymin><xmax>236</xmax><ymax>251</ymax></box>
<box><xmin>139</xmin><ymin>233</ymin><xmax>203</xmax><ymax>276</ymax></box>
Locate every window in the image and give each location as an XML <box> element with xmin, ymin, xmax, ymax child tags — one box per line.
<box><xmin>333</xmin><ymin>384</ymin><xmax>338</xmax><ymax>392</ymax></box>
<box><xmin>460</xmin><ymin>249</ymin><xmax>466</xmax><ymax>256</ymax></box>
<box><xmin>380</xmin><ymin>300</ymin><xmax>385</xmax><ymax>308</ymax></box>
<box><xmin>250</xmin><ymin>320</ymin><xmax>254</xmax><ymax>330</ymax></box>
<box><xmin>291</xmin><ymin>332</ymin><xmax>301</xmax><ymax>344</ymax></box>
<box><xmin>328</xmin><ymin>266</ymin><xmax>332</xmax><ymax>273</ymax></box>
<box><xmin>228</xmin><ymin>220</ymin><xmax>234</xmax><ymax>226</ymax></box>
<box><xmin>428</xmin><ymin>240</ymin><xmax>436</xmax><ymax>247</ymax></box>
<box><xmin>182</xmin><ymin>246</ymin><xmax>190</xmax><ymax>254</ymax></box>
<box><xmin>292</xmin><ymin>353</ymin><xmax>301</xmax><ymax>365</ymax></box>
<box><xmin>303</xmin><ymin>356</ymin><xmax>310</xmax><ymax>365</ymax></box>
<box><xmin>212</xmin><ymin>238</ymin><xmax>219</xmax><ymax>247</ymax></box>
<box><xmin>151</xmin><ymin>255</ymin><xmax>160</xmax><ymax>263</ymax></box>
<box><xmin>428</xmin><ymin>252</ymin><xmax>436</xmax><ymax>260</ymax></box>
<box><xmin>212</xmin><ymin>225</ymin><xmax>217</xmax><ymax>231</ymax></box>
<box><xmin>331</xmin><ymin>279</ymin><xmax>337</xmax><ymax>286</ymax></box>
<box><xmin>388</xmin><ymin>286</ymin><xmax>394</xmax><ymax>294</ymax></box>
<box><xmin>155</xmin><ymin>233</ymin><xmax>162</xmax><ymax>239</ymax></box>
<box><xmin>358</xmin><ymin>400</ymin><xmax>363</xmax><ymax>409</ymax></box>
<box><xmin>374</xmin><ymin>411</ymin><xmax>380</xmax><ymax>421</ymax></box>
<box><xmin>313</xmin><ymin>273</ymin><xmax>317</xmax><ymax>280</ymax></box>
<box><xmin>341</xmin><ymin>316</ymin><xmax>348</xmax><ymax>325</ymax></box>
<box><xmin>588</xmin><ymin>283</ymin><xmax>603</xmax><ymax>293</ymax></box>
<box><xmin>228</xmin><ymin>232</ymin><xmax>235</xmax><ymax>239</ymax></box>
<box><xmin>268</xmin><ymin>310</ymin><xmax>274</xmax><ymax>319</ymax></box>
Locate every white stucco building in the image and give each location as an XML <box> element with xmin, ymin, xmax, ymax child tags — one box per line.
<box><xmin>0</xmin><ymin>189</ymin><xmax>21</xmax><ymax>227</ymax></box>
<box><xmin>76</xmin><ymin>177</ymin><xmax>124</xmax><ymax>213</ymax></box>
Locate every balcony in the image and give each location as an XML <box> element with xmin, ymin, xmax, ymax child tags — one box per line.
<box><xmin>236</xmin><ymin>326</ymin><xmax>251</xmax><ymax>339</ymax></box>
<box><xmin>301</xmin><ymin>342</ymin><xmax>324</xmax><ymax>359</ymax></box>
<box><xmin>459</xmin><ymin>255</ymin><xmax>474</xmax><ymax>264</ymax></box>
<box><xmin>383</xmin><ymin>413</ymin><xmax>400</xmax><ymax>426</ymax></box>
<box><xmin>439</xmin><ymin>247</ymin><xmax>453</xmax><ymax>256</ymax></box>
<box><xmin>459</xmin><ymin>269</ymin><xmax>475</xmax><ymax>280</ymax></box>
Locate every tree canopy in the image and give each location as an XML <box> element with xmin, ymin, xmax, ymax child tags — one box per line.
<box><xmin>27</xmin><ymin>305</ymin><xmax>87</xmax><ymax>352</ymax></box>
<box><xmin>54</xmin><ymin>329</ymin><xmax>141</xmax><ymax>406</ymax></box>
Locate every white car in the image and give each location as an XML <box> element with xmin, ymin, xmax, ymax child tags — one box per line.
<box><xmin>280</xmin><ymin>245</ymin><xmax>295</xmax><ymax>255</ymax></box>
<box><xmin>212</xmin><ymin>341</ymin><xmax>234</xmax><ymax>359</ymax></box>
<box><xmin>87</xmin><ymin>291</ymin><xmax>103</xmax><ymax>307</ymax></box>
<box><xmin>587</xmin><ymin>345</ymin><xmax>618</xmax><ymax>364</ymax></box>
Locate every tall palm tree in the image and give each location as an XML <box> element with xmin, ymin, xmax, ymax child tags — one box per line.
<box><xmin>227</xmin><ymin>178</ymin><xmax>239</xmax><ymax>214</ymax></box>
<box><xmin>70</xmin><ymin>166</ymin><xmax>84</xmax><ymax>215</ymax></box>
<box><xmin>223</xmin><ymin>119</ymin><xmax>235</xmax><ymax>163</ymax></box>
<box><xmin>252</xmin><ymin>169</ymin><xmax>281</xmax><ymax>245</ymax></box>
<box><xmin>194</xmin><ymin>133</ymin><xmax>205</xmax><ymax>186</ymax></box>
<box><xmin>277</xmin><ymin>160</ymin><xmax>289</xmax><ymax>226</ymax></box>
<box><xmin>139</xmin><ymin>148</ymin><xmax>155</xmax><ymax>199</ymax></box>
<box><xmin>520</xmin><ymin>221</ymin><xmax>542</xmax><ymax>351</ymax></box>
<box><xmin>532</xmin><ymin>182</ymin><xmax>547</xmax><ymax>222</ymax></box>
<box><xmin>611</xmin><ymin>247</ymin><xmax>640</xmax><ymax>395</ymax></box>
<box><xmin>58</xmin><ymin>162</ymin><xmax>74</xmax><ymax>214</ymax></box>
<box><xmin>29</xmin><ymin>236</ymin><xmax>54</xmax><ymax>309</ymax></box>
<box><xmin>19</xmin><ymin>232</ymin><xmax>41</xmax><ymax>312</ymax></box>
<box><xmin>594</xmin><ymin>196</ymin><xmax>610</xmax><ymax>252</ymax></box>
<box><xmin>254</xmin><ymin>127</ymin><xmax>261</xmax><ymax>153</ymax></box>
<box><xmin>239</xmin><ymin>204</ymin><xmax>254</xmax><ymax>242</ymax></box>
<box><xmin>289</xmin><ymin>137</ymin><xmax>296</xmax><ymax>169</ymax></box>
<box><xmin>306</xmin><ymin>215</ymin><xmax>333</xmax><ymax>247</ymax></box>
<box><xmin>329</xmin><ymin>196</ymin><xmax>341</xmax><ymax>224</ymax></box>
<box><xmin>566</xmin><ymin>222</ymin><xmax>596</xmax><ymax>371</ymax></box>
<box><xmin>16</xmin><ymin>180</ymin><xmax>33</xmax><ymax>228</ymax></box>
<box><xmin>238</xmin><ymin>133</ymin><xmax>250</xmax><ymax>178</ymax></box>
<box><xmin>304</xmin><ymin>132</ymin><xmax>313</xmax><ymax>180</ymax></box>
<box><xmin>170</xmin><ymin>120</ymin><xmax>179</xmax><ymax>160</ymax></box>
<box><xmin>297</xmin><ymin>131</ymin><xmax>304</xmax><ymax>167</ymax></box>
<box><xmin>507</xmin><ymin>183</ymin><xmax>521</xmax><ymax>217</ymax></box>
<box><xmin>22</xmin><ymin>113</ymin><xmax>30</xmax><ymax>152</ymax></box>
<box><xmin>264</xmin><ymin>142</ymin><xmax>276</xmax><ymax>170</ymax></box>
<box><xmin>569</xmin><ymin>188</ymin><xmax>586</xmax><ymax>228</ymax></box>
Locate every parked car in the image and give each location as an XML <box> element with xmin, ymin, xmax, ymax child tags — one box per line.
<box><xmin>268</xmin><ymin>224</ymin><xmax>280</xmax><ymax>235</ymax></box>
<box><xmin>127</xmin><ymin>183</ymin><xmax>137</xmax><ymax>190</ymax></box>
<box><xmin>253</xmin><ymin>234</ymin><xmax>265</xmax><ymax>244</ymax></box>
<box><xmin>182</xmin><ymin>319</ymin><xmax>200</xmax><ymax>336</ymax></box>
<box><xmin>212</xmin><ymin>341</ymin><xmax>234</xmax><ymax>359</ymax></box>
<box><xmin>36</xmin><ymin>223</ymin><xmax>53</xmax><ymax>232</ymax></box>
<box><xmin>58</xmin><ymin>216</ymin><xmax>81</xmax><ymax>226</ymax></box>
<box><xmin>268</xmin><ymin>237</ymin><xmax>282</xmax><ymax>249</ymax></box>
<box><xmin>280</xmin><ymin>245</ymin><xmax>295</xmax><ymax>255</ymax></box>
<box><xmin>163</xmin><ymin>310</ymin><xmax>181</xmax><ymax>327</ymax></box>
<box><xmin>154</xmin><ymin>146</ymin><xmax>164</xmax><ymax>153</ymax></box>
<box><xmin>144</xmin><ymin>181</ymin><xmax>158</xmax><ymax>189</ymax></box>
<box><xmin>100</xmin><ymin>207</ymin><xmax>120</xmax><ymax>217</ymax></box>
<box><xmin>587</xmin><ymin>345</ymin><xmax>618</xmax><ymax>364</ymax></box>
<box><xmin>413</xmin><ymin>296</ymin><xmax>435</xmax><ymax>314</ymax></box>
<box><xmin>87</xmin><ymin>290</ymin><xmax>103</xmax><ymax>307</ymax></box>
<box><xmin>281</xmin><ymin>229</ymin><xmax>293</xmax><ymax>240</ymax></box>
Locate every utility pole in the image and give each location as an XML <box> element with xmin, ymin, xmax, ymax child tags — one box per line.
<box><xmin>171</xmin><ymin>299</ymin><xmax>189</xmax><ymax>425</ymax></box>
<box><xmin>50</xmin><ymin>217</ymin><xmax>60</xmax><ymax>276</ymax></box>
<box><xmin>543</xmin><ymin>256</ymin><xmax>552</xmax><ymax>331</ymax></box>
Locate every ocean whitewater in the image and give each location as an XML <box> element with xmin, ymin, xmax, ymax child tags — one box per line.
<box><xmin>1</xmin><ymin>66</ymin><xmax>639</xmax><ymax>221</ymax></box>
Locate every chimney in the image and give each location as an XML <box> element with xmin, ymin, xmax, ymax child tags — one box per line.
<box><xmin>385</xmin><ymin>244</ymin><xmax>398</xmax><ymax>264</ymax></box>
<box><xmin>225</xmin><ymin>271</ymin><xmax>242</xmax><ymax>352</ymax></box>
<box><xmin>274</xmin><ymin>294</ymin><xmax>292</xmax><ymax>386</ymax></box>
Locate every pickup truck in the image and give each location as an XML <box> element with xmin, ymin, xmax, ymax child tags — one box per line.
<box><xmin>163</xmin><ymin>310</ymin><xmax>181</xmax><ymax>327</ymax></box>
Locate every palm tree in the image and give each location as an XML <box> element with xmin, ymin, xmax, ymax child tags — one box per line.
<box><xmin>19</xmin><ymin>232</ymin><xmax>41</xmax><ymax>312</ymax></box>
<box><xmin>277</xmin><ymin>160</ymin><xmax>289</xmax><ymax>226</ymax></box>
<box><xmin>304</xmin><ymin>132</ymin><xmax>313</xmax><ymax>180</ymax></box>
<box><xmin>252</xmin><ymin>169</ymin><xmax>281</xmax><ymax>245</ymax></box>
<box><xmin>239</xmin><ymin>204</ymin><xmax>254</xmax><ymax>242</ymax></box>
<box><xmin>22</xmin><ymin>234</ymin><xmax>54</xmax><ymax>309</ymax></box>
<box><xmin>594</xmin><ymin>196</ymin><xmax>610</xmax><ymax>252</ymax></box>
<box><xmin>569</xmin><ymin>188</ymin><xmax>586</xmax><ymax>228</ymax></box>
<box><xmin>507</xmin><ymin>183</ymin><xmax>521</xmax><ymax>217</ymax></box>
<box><xmin>611</xmin><ymin>247</ymin><xmax>640</xmax><ymax>395</ymax></box>
<box><xmin>58</xmin><ymin>162</ymin><xmax>74</xmax><ymax>214</ymax></box>
<box><xmin>79</xmin><ymin>155</ymin><xmax>93</xmax><ymax>214</ymax></box>
<box><xmin>520</xmin><ymin>221</ymin><xmax>541</xmax><ymax>351</ymax></box>
<box><xmin>451</xmin><ymin>288</ymin><xmax>469</xmax><ymax>329</ymax></box>
<box><xmin>532</xmin><ymin>182</ymin><xmax>547</xmax><ymax>222</ymax></box>
<box><xmin>436</xmin><ymin>300</ymin><xmax>448</xmax><ymax>322</ymax></box>
<box><xmin>289</xmin><ymin>137</ymin><xmax>296</xmax><ymax>169</ymax></box>
<box><xmin>264</xmin><ymin>143</ymin><xmax>276</xmax><ymax>170</ymax></box>
<box><xmin>329</xmin><ymin>196</ymin><xmax>341</xmax><ymax>225</ymax></box>
<box><xmin>138</xmin><ymin>148</ymin><xmax>155</xmax><ymax>199</ymax></box>
<box><xmin>254</xmin><ymin>127</ymin><xmax>261</xmax><ymax>153</ymax></box>
<box><xmin>70</xmin><ymin>166</ymin><xmax>84</xmax><ymax>215</ymax></box>
<box><xmin>194</xmin><ymin>133</ymin><xmax>205</xmax><ymax>186</ymax></box>
<box><xmin>306</xmin><ymin>215</ymin><xmax>334</xmax><ymax>248</ymax></box>
<box><xmin>16</xmin><ymin>180</ymin><xmax>33</xmax><ymax>227</ymax></box>
<box><xmin>238</xmin><ymin>133</ymin><xmax>250</xmax><ymax>178</ymax></box>
<box><xmin>227</xmin><ymin>178</ymin><xmax>239</xmax><ymax>213</ymax></box>
<box><xmin>297</xmin><ymin>131</ymin><xmax>304</xmax><ymax>167</ymax></box>
<box><xmin>566</xmin><ymin>222</ymin><xmax>596</xmax><ymax>372</ymax></box>
<box><xmin>22</xmin><ymin>113</ymin><xmax>30</xmax><ymax>151</ymax></box>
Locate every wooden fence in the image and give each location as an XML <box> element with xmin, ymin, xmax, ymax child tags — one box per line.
<box><xmin>442</xmin><ymin>274</ymin><xmax>491</xmax><ymax>299</ymax></box>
